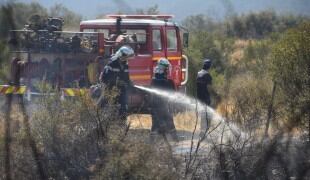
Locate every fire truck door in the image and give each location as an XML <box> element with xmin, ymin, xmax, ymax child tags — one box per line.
<box><xmin>152</xmin><ymin>28</ymin><xmax>165</xmax><ymax>69</ymax></box>
<box><xmin>165</xmin><ymin>27</ymin><xmax>182</xmax><ymax>86</ymax></box>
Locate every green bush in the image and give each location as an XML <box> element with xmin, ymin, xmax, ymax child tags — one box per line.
<box><xmin>270</xmin><ymin>22</ymin><xmax>310</xmax><ymax>132</ymax></box>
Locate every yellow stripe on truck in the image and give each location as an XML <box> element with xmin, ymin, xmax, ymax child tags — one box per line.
<box><xmin>0</xmin><ymin>85</ymin><xmax>26</xmax><ymax>94</ymax></box>
<box><xmin>66</xmin><ymin>89</ymin><xmax>75</xmax><ymax>96</ymax></box>
<box><xmin>6</xmin><ymin>86</ymin><xmax>14</xmax><ymax>94</ymax></box>
<box><xmin>78</xmin><ymin>89</ymin><xmax>86</xmax><ymax>96</ymax></box>
<box><xmin>130</xmin><ymin>74</ymin><xmax>151</xmax><ymax>80</ymax></box>
<box><xmin>16</xmin><ymin>86</ymin><xmax>26</xmax><ymax>94</ymax></box>
<box><xmin>63</xmin><ymin>88</ymin><xmax>87</xmax><ymax>96</ymax></box>
<box><xmin>152</xmin><ymin>56</ymin><xmax>181</xmax><ymax>61</ymax></box>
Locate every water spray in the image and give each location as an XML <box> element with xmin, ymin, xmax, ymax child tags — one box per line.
<box><xmin>134</xmin><ymin>85</ymin><xmax>247</xmax><ymax>141</ymax></box>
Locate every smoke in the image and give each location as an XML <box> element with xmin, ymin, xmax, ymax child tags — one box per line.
<box><xmin>112</xmin><ymin>0</ymin><xmax>134</xmax><ymax>14</ymax></box>
<box><xmin>219</xmin><ymin>0</ymin><xmax>236</xmax><ymax>17</ymax></box>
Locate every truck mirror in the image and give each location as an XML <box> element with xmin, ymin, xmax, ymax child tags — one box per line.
<box><xmin>183</xmin><ymin>32</ymin><xmax>189</xmax><ymax>48</ymax></box>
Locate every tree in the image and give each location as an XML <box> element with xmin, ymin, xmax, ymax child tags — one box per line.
<box><xmin>182</xmin><ymin>14</ymin><xmax>217</xmax><ymax>33</ymax></box>
<box><xmin>270</xmin><ymin>22</ymin><xmax>310</xmax><ymax>137</ymax></box>
<box><xmin>226</xmin><ymin>10</ymin><xmax>309</xmax><ymax>39</ymax></box>
<box><xmin>0</xmin><ymin>2</ymin><xmax>47</xmax><ymax>39</ymax></box>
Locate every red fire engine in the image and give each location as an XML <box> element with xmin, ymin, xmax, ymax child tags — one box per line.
<box><xmin>80</xmin><ymin>15</ymin><xmax>189</xmax><ymax>111</ymax></box>
<box><xmin>0</xmin><ymin>15</ymin><xmax>189</xmax><ymax>113</ymax></box>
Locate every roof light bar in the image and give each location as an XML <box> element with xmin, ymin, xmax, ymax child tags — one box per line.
<box><xmin>106</xmin><ymin>14</ymin><xmax>174</xmax><ymax>20</ymax></box>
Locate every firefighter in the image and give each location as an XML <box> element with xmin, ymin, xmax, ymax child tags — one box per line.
<box><xmin>99</xmin><ymin>45</ymin><xmax>134</xmax><ymax>121</ymax></box>
<box><xmin>150</xmin><ymin>58</ymin><xmax>178</xmax><ymax>142</ymax></box>
<box><xmin>196</xmin><ymin>59</ymin><xmax>213</xmax><ymax>134</ymax></box>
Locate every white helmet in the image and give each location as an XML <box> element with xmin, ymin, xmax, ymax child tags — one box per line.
<box><xmin>111</xmin><ymin>45</ymin><xmax>134</xmax><ymax>61</ymax></box>
<box><xmin>154</xmin><ymin>58</ymin><xmax>171</xmax><ymax>75</ymax></box>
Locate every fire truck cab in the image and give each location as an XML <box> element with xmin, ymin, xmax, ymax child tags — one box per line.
<box><xmin>80</xmin><ymin>15</ymin><xmax>189</xmax><ymax>111</ymax></box>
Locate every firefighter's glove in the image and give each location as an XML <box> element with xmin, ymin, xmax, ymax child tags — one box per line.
<box><xmin>90</xmin><ymin>83</ymin><xmax>103</xmax><ymax>99</ymax></box>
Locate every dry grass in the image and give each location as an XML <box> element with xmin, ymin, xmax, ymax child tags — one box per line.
<box><xmin>128</xmin><ymin>114</ymin><xmax>152</xmax><ymax>129</ymax></box>
<box><xmin>0</xmin><ymin>105</ymin><xmax>24</xmax><ymax>135</ymax></box>
<box><xmin>229</xmin><ymin>39</ymin><xmax>252</xmax><ymax>65</ymax></box>
<box><xmin>128</xmin><ymin>111</ymin><xmax>199</xmax><ymax>132</ymax></box>
<box><xmin>174</xmin><ymin>112</ymin><xmax>199</xmax><ymax>131</ymax></box>
<box><xmin>230</xmin><ymin>49</ymin><xmax>244</xmax><ymax>65</ymax></box>
<box><xmin>0</xmin><ymin>116</ymin><xmax>3</xmax><ymax>135</ymax></box>
<box><xmin>234</xmin><ymin>39</ymin><xmax>250</xmax><ymax>48</ymax></box>
<box><xmin>1</xmin><ymin>105</ymin><xmax>200</xmax><ymax>137</ymax></box>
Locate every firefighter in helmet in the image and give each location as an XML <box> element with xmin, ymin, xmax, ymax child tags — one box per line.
<box><xmin>196</xmin><ymin>59</ymin><xmax>213</xmax><ymax>133</ymax></box>
<box><xmin>197</xmin><ymin>59</ymin><xmax>212</xmax><ymax>105</ymax></box>
<box><xmin>99</xmin><ymin>45</ymin><xmax>134</xmax><ymax>121</ymax></box>
<box><xmin>150</xmin><ymin>58</ymin><xmax>178</xmax><ymax>142</ymax></box>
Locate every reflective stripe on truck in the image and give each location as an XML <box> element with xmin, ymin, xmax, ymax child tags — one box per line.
<box><xmin>0</xmin><ymin>85</ymin><xmax>27</xmax><ymax>94</ymax></box>
<box><xmin>62</xmin><ymin>88</ymin><xmax>88</xmax><ymax>97</ymax></box>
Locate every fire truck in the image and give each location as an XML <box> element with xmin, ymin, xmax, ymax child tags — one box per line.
<box><xmin>0</xmin><ymin>14</ymin><xmax>189</xmax><ymax>113</ymax></box>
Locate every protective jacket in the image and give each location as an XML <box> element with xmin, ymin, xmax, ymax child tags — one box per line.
<box><xmin>196</xmin><ymin>69</ymin><xmax>212</xmax><ymax>105</ymax></box>
<box><xmin>100</xmin><ymin>58</ymin><xmax>131</xmax><ymax>119</ymax></box>
<box><xmin>150</xmin><ymin>76</ymin><xmax>176</xmax><ymax>133</ymax></box>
